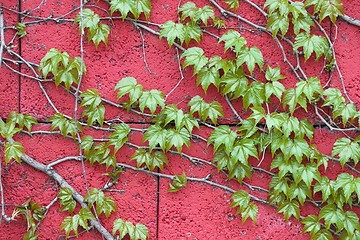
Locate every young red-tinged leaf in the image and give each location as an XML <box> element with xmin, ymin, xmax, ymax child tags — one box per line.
<box><xmin>208</xmin><ymin>125</ymin><xmax>237</xmax><ymax>154</ymax></box>
<box><xmin>277</xmin><ymin>199</ymin><xmax>300</xmax><ymax>220</ymax></box>
<box><xmin>110</xmin><ymin>0</ymin><xmax>131</xmax><ymax>19</ymax></box>
<box><xmin>109</xmin><ymin>123</ymin><xmax>131</xmax><ymax>153</ymax></box>
<box><xmin>134</xmin><ymin>223</ymin><xmax>149</xmax><ymax>240</ymax></box>
<box><xmin>139</xmin><ymin>90</ymin><xmax>165</xmax><ymax>114</ymax></box>
<box><xmin>332</xmin><ymin>138</ymin><xmax>360</xmax><ymax>167</ymax></box>
<box><xmin>241</xmin><ymin>203</ymin><xmax>258</xmax><ymax>224</ymax></box>
<box><xmin>115</xmin><ymin>77</ymin><xmax>143</xmax><ymax>103</ymax></box>
<box><xmin>74</xmin><ymin>8</ymin><xmax>100</xmax><ymax>30</ymax></box>
<box><xmin>193</xmin><ymin>6</ymin><xmax>214</xmax><ymax>25</ymax></box>
<box><xmin>178</xmin><ymin>2</ymin><xmax>197</xmax><ymax>21</ymax></box>
<box><xmin>168</xmin><ymin>172</ymin><xmax>187</xmax><ymax>192</ymax></box>
<box><xmin>302</xmin><ymin>215</ymin><xmax>321</xmax><ymax>238</ymax></box>
<box><xmin>4</xmin><ymin>141</ymin><xmax>24</xmax><ymax>164</ymax></box>
<box><xmin>243</xmin><ymin>81</ymin><xmax>265</xmax><ymax>109</ymax></box>
<box><xmin>88</xmin><ymin>23</ymin><xmax>110</xmax><ymax>48</ymax></box>
<box><xmin>231</xmin><ymin>190</ymin><xmax>250</xmax><ymax>212</ymax></box>
<box><xmin>166</xmin><ymin>128</ymin><xmax>190</xmax><ymax>153</ymax></box>
<box><xmin>113</xmin><ymin>219</ymin><xmax>136</xmax><ymax>239</ymax></box>
<box><xmin>181</xmin><ymin>47</ymin><xmax>208</xmax><ymax>75</ymax></box>
<box><xmin>219</xmin><ymin>30</ymin><xmax>247</xmax><ymax>55</ymax></box>
<box><xmin>319</xmin><ymin>204</ymin><xmax>345</xmax><ymax>230</ymax></box>
<box><xmin>143</xmin><ymin>125</ymin><xmax>167</xmax><ymax>151</ymax></box>
<box><xmin>160</xmin><ymin>21</ymin><xmax>185</xmax><ymax>46</ymax></box>
<box><xmin>236</xmin><ymin>46</ymin><xmax>264</xmax><ymax>74</ymax></box>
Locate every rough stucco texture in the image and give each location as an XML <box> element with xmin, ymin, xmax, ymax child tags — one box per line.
<box><xmin>1</xmin><ymin>0</ymin><xmax>360</xmax><ymax>239</ymax></box>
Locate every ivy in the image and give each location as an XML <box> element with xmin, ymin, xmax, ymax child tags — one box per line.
<box><xmin>113</xmin><ymin>218</ymin><xmax>149</xmax><ymax>240</ymax></box>
<box><xmin>168</xmin><ymin>172</ymin><xmax>187</xmax><ymax>192</ymax></box>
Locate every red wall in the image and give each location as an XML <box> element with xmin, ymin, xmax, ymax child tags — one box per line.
<box><xmin>1</xmin><ymin>0</ymin><xmax>360</xmax><ymax>239</ymax></box>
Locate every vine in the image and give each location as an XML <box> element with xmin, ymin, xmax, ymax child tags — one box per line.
<box><xmin>0</xmin><ymin>0</ymin><xmax>360</xmax><ymax>239</ymax></box>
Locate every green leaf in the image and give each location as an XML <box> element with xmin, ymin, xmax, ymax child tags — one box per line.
<box><xmin>96</xmin><ymin>196</ymin><xmax>116</xmax><ymax>218</ymax></box>
<box><xmin>282</xmin><ymin>88</ymin><xmax>307</xmax><ymax>114</ymax></box>
<box><xmin>74</xmin><ymin>9</ymin><xmax>100</xmax><ymax>30</ymax></box>
<box><xmin>302</xmin><ymin>215</ymin><xmax>322</xmax><ymax>238</ymax></box>
<box><xmin>332</xmin><ymin>138</ymin><xmax>360</xmax><ymax>167</ymax></box>
<box><xmin>181</xmin><ymin>47</ymin><xmax>208</xmax><ymax>75</ymax></box>
<box><xmin>1</xmin><ymin>122</ymin><xmax>22</xmax><ymax>138</ymax></box>
<box><xmin>265</xmin><ymin>81</ymin><xmax>285</xmax><ymax>101</ymax></box>
<box><xmin>213</xmin><ymin>17</ymin><xmax>226</xmax><ymax>29</ymax></box>
<box><xmin>294</xmin><ymin>32</ymin><xmax>330</xmax><ymax>61</ymax></box>
<box><xmin>178</xmin><ymin>2</ymin><xmax>197</xmax><ymax>21</ymax></box>
<box><xmin>77</xmin><ymin>208</ymin><xmax>95</xmax><ymax>230</ymax></box>
<box><xmin>196</xmin><ymin>66</ymin><xmax>219</xmax><ymax>93</ymax></box>
<box><xmin>139</xmin><ymin>90</ymin><xmax>165</xmax><ymax>114</ymax></box>
<box><xmin>241</xmin><ymin>203</ymin><xmax>258</xmax><ymax>224</ymax></box>
<box><xmin>131</xmin><ymin>0</ymin><xmax>152</xmax><ymax>20</ymax></box>
<box><xmin>160</xmin><ymin>21</ymin><xmax>185</xmax><ymax>46</ymax></box>
<box><xmin>81</xmin><ymin>136</ymin><xmax>94</xmax><ymax>155</ymax></box>
<box><xmin>4</xmin><ymin>141</ymin><xmax>24</xmax><ymax>164</ymax></box>
<box><xmin>219</xmin><ymin>30</ymin><xmax>247</xmax><ymax>55</ymax></box>
<box><xmin>314</xmin><ymin>176</ymin><xmax>333</xmax><ymax>202</ymax></box>
<box><xmin>219</xmin><ymin>68</ymin><xmax>248</xmax><ymax>100</ymax></box>
<box><xmin>23</xmin><ymin>229</ymin><xmax>38</xmax><ymax>240</ymax></box>
<box><xmin>319</xmin><ymin>204</ymin><xmax>345</xmax><ymax>230</ymax></box>
<box><xmin>296</xmin><ymin>77</ymin><xmax>323</xmax><ymax>103</ymax></box>
<box><xmin>289</xmin><ymin>181</ymin><xmax>312</xmax><ymax>205</ymax></box>
<box><xmin>60</xmin><ymin>216</ymin><xmax>77</xmax><ymax>238</ymax></box>
<box><xmin>134</xmin><ymin>223</ymin><xmax>149</xmax><ymax>240</ymax></box>
<box><xmin>343</xmin><ymin>211</ymin><xmax>360</xmax><ymax>236</ymax></box>
<box><xmin>203</xmin><ymin>101</ymin><xmax>224</xmax><ymax>124</ymax></box>
<box><xmin>277</xmin><ymin>199</ymin><xmax>300</xmax><ymax>220</ymax></box>
<box><xmin>264</xmin><ymin>0</ymin><xmax>290</xmax><ymax>15</ymax></box>
<box><xmin>115</xmin><ymin>77</ymin><xmax>143</xmax><ymax>104</ymax></box>
<box><xmin>7</xmin><ymin>112</ymin><xmax>38</xmax><ymax>132</ymax></box>
<box><xmin>297</xmin><ymin>163</ymin><xmax>321</xmax><ymax>188</ymax></box>
<box><xmin>208</xmin><ymin>125</ymin><xmax>237</xmax><ymax>154</ymax></box>
<box><xmin>243</xmin><ymin>81</ymin><xmax>265</xmax><ymax>109</ymax></box>
<box><xmin>15</xmin><ymin>22</ymin><xmax>27</xmax><ymax>38</ymax></box>
<box><xmin>166</xmin><ymin>128</ymin><xmax>190</xmax><ymax>153</ymax></box>
<box><xmin>212</xmin><ymin>149</ymin><xmax>230</xmax><ymax>171</ymax></box>
<box><xmin>82</xmin><ymin>104</ymin><xmax>105</xmax><ymax>126</ymax></box>
<box><xmin>282</xmin><ymin>137</ymin><xmax>310</xmax><ymax>163</ymax></box>
<box><xmin>223</xmin><ymin>0</ymin><xmax>240</xmax><ymax>11</ymax></box>
<box><xmin>227</xmin><ymin>162</ymin><xmax>252</xmax><ymax>183</ymax></box>
<box><xmin>334</xmin><ymin>173</ymin><xmax>356</xmax><ymax>202</ymax></box>
<box><xmin>298</xmin><ymin>119</ymin><xmax>314</xmax><ymax>141</ymax></box>
<box><xmin>183</xmin><ymin>22</ymin><xmax>202</xmax><ymax>46</ymax></box>
<box><xmin>113</xmin><ymin>219</ymin><xmax>135</xmax><ymax>239</ymax></box>
<box><xmin>88</xmin><ymin>23</ymin><xmax>110</xmax><ymax>48</ymax></box>
<box><xmin>109</xmin><ymin>123</ymin><xmax>131</xmax><ymax>153</ymax></box>
<box><xmin>193</xmin><ymin>6</ymin><xmax>215</xmax><ymax>25</ymax></box>
<box><xmin>231</xmin><ymin>190</ymin><xmax>250</xmax><ymax>212</ymax></box>
<box><xmin>163</xmin><ymin>105</ymin><xmax>185</xmax><ymax>129</ymax></box>
<box><xmin>80</xmin><ymin>88</ymin><xmax>102</xmax><ymax>109</ymax></box>
<box><xmin>305</xmin><ymin>0</ymin><xmax>344</xmax><ymax>23</ymax></box>
<box><xmin>168</xmin><ymin>172</ymin><xmax>187</xmax><ymax>192</ymax></box>
<box><xmin>266</xmin><ymin>12</ymin><xmax>289</xmax><ymax>37</ymax></box>
<box><xmin>238</xmin><ymin>119</ymin><xmax>258</xmax><ymax>138</ymax></box>
<box><xmin>110</xmin><ymin>0</ymin><xmax>132</xmax><ymax>20</ymax></box>
<box><xmin>143</xmin><ymin>125</ymin><xmax>167</xmax><ymax>151</ymax></box>
<box><xmin>131</xmin><ymin>149</ymin><xmax>168</xmax><ymax>171</ymax></box>
<box><xmin>58</xmin><ymin>187</ymin><xmax>76</xmax><ymax>213</ymax></box>
<box><xmin>333</xmin><ymin>103</ymin><xmax>357</xmax><ymax>126</ymax></box>
<box><xmin>230</xmin><ymin>139</ymin><xmax>258</xmax><ymax>165</ymax></box>
<box><xmin>236</xmin><ymin>46</ymin><xmax>264</xmax><ymax>74</ymax></box>
<box><xmin>313</xmin><ymin>229</ymin><xmax>334</xmax><ymax>240</ymax></box>
<box><xmin>292</xmin><ymin>14</ymin><xmax>314</xmax><ymax>34</ymax></box>
<box><xmin>323</xmin><ymin>88</ymin><xmax>345</xmax><ymax>108</ymax></box>
<box><xmin>265</xmin><ymin>66</ymin><xmax>285</xmax><ymax>82</ymax></box>
<box><xmin>132</xmin><ymin>148</ymin><xmax>152</xmax><ymax>168</ymax></box>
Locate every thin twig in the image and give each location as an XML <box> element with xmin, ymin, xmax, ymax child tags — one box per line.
<box><xmin>0</xmin><ymin>9</ymin><xmax>5</xmax><ymax>67</ymax></box>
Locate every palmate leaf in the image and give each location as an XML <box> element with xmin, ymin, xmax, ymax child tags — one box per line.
<box><xmin>88</xmin><ymin>23</ymin><xmax>110</xmax><ymax>48</ymax></box>
<box><xmin>113</xmin><ymin>219</ymin><xmax>149</xmax><ymax>240</ymax></box>
<box><xmin>305</xmin><ymin>0</ymin><xmax>344</xmax><ymax>23</ymax></box>
<box><xmin>343</xmin><ymin>211</ymin><xmax>360</xmax><ymax>236</ymax></box>
<box><xmin>60</xmin><ymin>208</ymin><xmax>94</xmax><ymax>238</ymax></box>
<box><xmin>168</xmin><ymin>172</ymin><xmax>187</xmax><ymax>192</ymax></box>
<box><xmin>196</xmin><ymin>66</ymin><xmax>219</xmax><ymax>93</ymax></box>
<box><xmin>74</xmin><ymin>8</ymin><xmax>100</xmax><ymax>30</ymax></box>
<box><xmin>7</xmin><ymin>111</ymin><xmax>38</xmax><ymax>132</ymax></box>
<box><xmin>227</xmin><ymin>162</ymin><xmax>252</xmax><ymax>183</ymax></box>
<box><xmin>241</xmin><ymin>203</ymin><xmax>258</xmax><ymax>224</ymax></box>
<box><xmin>332</xmin><ymin>138</ymin><xmax>360</xmax><ymax>166</ymax></box>
<box><xmin>58</xmin><ymin>187</ymin><xmax>76</xmax><ymax>213</ymax></box>
<box><xmin>181</xmin><ymin>47</ymin><xmax>208</xmax><ymax>75</ymax></box>
<box><xmin>160</xmin><ymin>21</ymin><xmax>185</xmax><ymax>46</ymax></box>
<box><xmin>115</xmin><ymin>77</ymin><xmax>143</xmax><ymax>104</ymax></box>
<box><xmin>143</xmin><ymin>125</ymin><xmax>167</xmax><ymax>151</ymax></box>
<box><xmin>219</xmin><ymin>68</ymin><xmax>248</xmax><ymax>100</ymax></box>
<box><xmin>231</xmin><ymin>190</ymin><xmax>250</xmax><ymax>212</ymax></box>
<box><xmin>295</xmin><ymin>163</ymin><xmax>321</xmax><ymax>188</ymax></box>
<box><xmin>277</xmin><ymin>199</ymin><xmax>300</xmax><ymax>220</ymax></box>
<box><xmin>208</xmin><ymin>125</ymin><xmax>237</xmax><ymax>154</ymax></box>
<box><xmin>302</xmin><ymin>215</ymin><xmax>322</xmax><ymax>238</ymax></box>
<box><xmin>333</xmin><ymin>103</ymin><xmax>357</xmax><ymax>126</ymax></box>
<box><xmin>193</xmin><ymin>6</ymin><xmax>215</xmax><ymax>25</ymax></box>
<box><xmin>243</xmin><ymin>81</ymin><xmax>265</xmax><ymax>109</ymax></box>
<box><xmin>4</xmin><ymin>141</ymin><xmax>24</xmax><ymax>164</ymax></box>
<box><xmin>178</xmin><ymin>2</ymin><xmax>197</xmax><ymax>21</ymax></box>
<box><xmin>131</xmin><ymin>0</ymin><xmax>152</xmax><ymax>20</ymax></box>
<box><xmin>188</xmin><ymin>96</ymin><xmax>224</xmax><ymax>124</ymax></box>
<box><xmin>131</xmin><ymin>149</ymin><xmax>168</xmax><ymax>171</ymax></box>
<box><xmin>230</xmin><ymin>139</ymin><xmax>258</xmax><ymax>165</ymax></box>
<box><xmin>289</xmin><ymin>181</ymin><xmax>312</xmax><ymax>205</ymax></box>
<box><xmin>282</xmin><ymin>88</ymin><xmax>307</xmax><ymax>114</ymax></box>
<box><xmin>265</xmin><ymin>66</ymin><xmax>285</xmax><ymax>82</ymax></box>
<box><xmin>293</xmin><ymin>14</ymin><xmax>314</xmax><ymax>34</ymax></box>
<box><xmin>80</xmin><ymin>88</ymin><xmax>102</xmax><ymax>109</ymax></box>
<box><xmin>183</xmin><ymin>22</ymin><xmax>202</xmax><ymax>45</ymax></box>
<box><xmin>296</xmin><ymin>77</ymin><xmax>323</xmax><ymax>103</ymax></box>
<box><xmin>294</xmin><ymin>33</ymin><xmax>330</xmax><ymax>61</ymax></box>
<box><xmin>139</xmin><ymin>90</ymin><xmax>165</xmax><ymax>114</ymax></box>
<box><xmin>84</xmin><ymin>188</ymin><xmax>116</xmax><ymax>218</ymax></box>
<box><xmin>282</xmin><ymin>137</ymin><xmax>310</xmax><ymax>163</ymax></box>
<box><xmin>314</xmin><ymin>176</ymin><xmax>333</xmax><ymax>202</ymax></box>
<box><xmin>110</xmin><ymin>0</ymin><xmax>132</xmax><ymax>19</ymax></box>
<box><xmin>266</xmin><ymin>12</ymin><xmax>289</xmax><ymax>37</ymax></box>
<box><xmin>109</xmin><ymin>123</ymin><xmax>131</xmax><ymax>153</ymax></box>
<box><xmin>264</xmin><ymin>0</ymin><xmax>290</xmax><ymax>15</ymax></box>
<box><xmin>236</xmin><ymin>46</ymin><xmax>264</xmax><ymax>74</ymax></box>
<box><xmin>319</xmin><ymin>204</ymin><xmax>345</xmax><ymax>230</ymax></box>
<box><xmin>219</xmin><ymin>30</ymin><xmax>247</xmax><ymax>55</ymax></box>
<box><xmin>166</xmin><ymin>128</ymin><xmax>190</xmax><ymax>153</ymax></box>
<box><xmin>334</xmin><ymin>173</ymin><xmax>356</xmax><ymax>202</ymax></box>
<box><xmin>223</xmin><ymin>0</ymin><xmax>240</xmax><ymax>11</ymax></box>
<box><xmin>82</xmin><ymin>104</ymin><xmax>105</xmax><ymax>126</ymax></box>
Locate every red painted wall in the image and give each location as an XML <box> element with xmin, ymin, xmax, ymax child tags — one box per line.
<box><xmin>1</xmin><ymin>0</ymin><xmax>360</xmax><ymax>239</ymax></box>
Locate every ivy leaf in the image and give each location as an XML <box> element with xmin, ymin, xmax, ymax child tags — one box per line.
<box><xmin>196</xmin><ymin>66</ymin><xmax>219</xmax><ymax>93</ymax></box>
<box><xmin>267</xmin><ymin>12</ymin><xmax>289</xmax><ymax>37</ymax></box>
<box><xmin>74</xmin><ymin>8</ymin><xmax>100</xmax><ymax>30</ymax></box>
<box><xmin>227</xmin><ymin>162</ymin><xmax>252</xmax><ymax>183</ymax></box>
<box><xmin>282</xmin><ymin>138</ymin><xmax>310</xmax><ymax>163</ymax></box>
<box><xmin>132</xmin><ymin>149</ymin><xmax>152</xmax><ymax>168</ymax></box>
<box><xmin>4</xmin><ymin>141</ymin><xmax>24</xmax><ymax>164</ymax></box>
<box><xmin>305</xmin><ymin>0</ymin><xmax>344</xmax><ymax>23</ymax></box>
<box><xmin>208</xmin><ymin>125</ymin><xmax>237</xmax><ymax>154</ymax></box>
<box><xmin>183</xmin><ymin>22</ymin><xmax>202</xmax><ymax>45</ymax></box>
<box><xmin>212</xmin><ymin>149</ymin><xmax>230</xmax><ymax>171</ymax></box>
<box><xmin>131</xmin><ymin>0</ymin><xmax>152</xmax><ymax>20</ymax></box>
<box><xmin>96</xmin><ymin>196</ymin><xmax>116</xmax><ymax>218</ymax></box>
<box><xmin>143</xmin><ymin>125</ymin><xmax>167</xmax><ymax>151</ymax></box>
<box><xmin>298</xmin><ymin>119</ymin><xmax>314</xmax><ymax>141</ymax></box>
<box><xmin>1</xmin><ymin>122</ymin><xmax>22</xmax><ymax>138</ymax></box>
<box><xmin>168</xmin><ymin>172</ymin><xmax>187</xmax><ymax>192</ymax></box>
<box><xmin>323</xmin><ymin>88</ymin><xmax>345</xmax><ymax>108</ymax></box>
<box><xmin>219</xmin><ymin>30</ymin><xmax>247</xmax><ymax>55</ymax></box>
<box><xmin>238</xmin><ymin>119</ymin><xmax>258</xmax><ymax>138</ymax></box>
<box><xmin>241</xmin><ymin>203</ymin><xmax>258</xmax><ymax>224</ymax></box>
<box><xmin>265</xmin><ymin>66</ymin><xmax>285</xmax><ymax>82</ymax></box>
<box><xmin>302</xmin><ymin>215</ymin><xmax>322</xmax><ymax>238</ymax></box>
<box><xmin>178</xmin><ymin>2</ymin><xmax>197</xmax><ymax>22</ymax></box>
<box><xmin>314</xmin><ymin>176</ymin><xmax>333</xmax><ymax>203</ymax></box>
<box><xmin>131</xmin><ymin>149</ymin><xmax>168</xmax><ymax>171</ymax></box>
<box><xmin>115</xmin><ymin>77</ymin><xmax>143</xmax><ymax>104</ymax></box>
<box><xmin>343</xmin><ymin>211</ymin><xmax>360</xmax><ymax>236</ymax></box>
<box><xmin>294</xmin><ymin>33</ymin><xmax>330</xmax><ymax>61</ymax></box>
<box><xmin>223</xmin><ymin>0</ymin><xmax>240</xmax><ymax>11</ymax></box>
<box><xmin>77</xmin><ymin>208</ymin><xmax>95</xmax><ymax>230</ymax></box>
<box><xmin>134</xmin><ymin>223</ymin><xmax>149</xmax><ymax>240</ymax></box>
<box><xmin>15</xmin><ymin>22</ymin><xmax>27</xmax><ymax>38</ymax></box>
<box><xmin>166</xmin><ymin>128</ymin><xmax>190</xmax><ymax>153</ymax></box>
<box><xmin>7</xmin><ymin>111</ymin><xmax>38</xmax><ymax>132</ymax></box>
<box><xmin>292</xmin><ymin>15</ymin><xmax>314</xmax><ymax>34</ymax></box>
<box><xmin>277</xmin><ymin>199</ymin><xmax>300</xmax><ymax>220</ymax></box>
<box><xmin>188</xmin><ymin>95</ymin><xmax>206</xmax><ymax>116</ymax></box>
<box><xmin>80</xmin><ymin>88</ymin><xmax>102</xmax><ymax>109</ymax></box>
<box><xmin>319</xmin><ymin>204</ymin><xmax>345</xmax><ymax>230</ymax></box>
<box><xmin>230</xmin><ymin>139</ymin><xmax>258</xmax><ymax>165</ymax></box>
<box><xmin>332</xmin><ymin>138</ymin><xmax>360</xmax><ymax>166</ymax></box>
<box><xmin>231</xmin><ymin>190</ymin><xmax>250</xmax><ymax>212</ymax></box>
<box><xmin>334</xmin><ymin>173</ymin><xmax>356</xmax><ymax>202</ymax></box>
<box><xmin>88</xmin><ymin>23</ymin><xmax>110</xmax><ymax>48</ymax></box>
<box><xmin>202</xmin><ymin>101</ymin><xmax>224</xmax><ymax>124</ymax></box>
<box><xmin>81</xmin><ymin>136</ymin><xmax>94</xmax><ymax>155</ymax></box>
<box><xmin>82</xmin><ymin>105</ymin><xmax>105</xmax><ymax>126</ymax></box>
<box><xmin>289</xmin><ymin>182</ymin><xmax>312</xmax><ymax>205</ymax></box>
<box><xmin>264</xmin><ymin>0</ymin><xmax>290</xmax><ymax>15</ymax></box>
<box><xmin>333</xmin><ymin>103</ymin><xmax>357</xmax><ymax>126</ymax></box>
<box><xmin>110</xmin><ymin>0</ymin><xmax>132</xmax><ymax>20</ymax></box>
<box><xmin>113</xmin><ymin>219</ymin><xmax>135</xmax><ymax>239</ymax></box>
<box><xmin>182</xmin><ymin>114</ymin><xmax>199</xmax><ymax>133</ymax></box>
<box><xmin>60</xmin><ymin>216</ymin><xmax>77</xmax><ymax>238</ymax></box>
<box><xmin>139</xmin><ymin>90</ymin><xmax>165</xmax><ymax>114</ymax></box>
<box><xmin>265</xmin><ymin>81</ymin><xmax>285</xmax><ymax>101</ymax></box>
<box><xmin>297</xmin><ymin>163</ymin><xmax>321</xmax><ymax>188</ymax></box>
<box><xmin>219</xmin><ymin>68</ymin><xmax>248</xmax><ymax>100</ymax></box>
<box><xmin>193</xmin><ymin>6</ymin><xmax>215</xmax><ymax>25</ymax></box>
<box><xmin>243</xmin><ymin>81</ymin><xmax>265</xmax><ymax>109</ymax></box>
<box><xmin>265</xmin><ymin>112</ymin><xmax>287</xmax><ymax>131</ymax></box>
<box><xmin>58</xmin><ymin>187</ymin><xmax>76</xmax><ymax>213</ymax></box>
<box><xmin>313</xmin><ymin>229</ymin><xmax>334</xmax><ymax>240</ymax></box>
<box><xmin>236</xmin><ymin>46</ymin><xmax>264</xmax><ymax>74</ymax></box>
<box><xmin>160</xmin><ymin>21</ymin><xmax>185</xmax><ymax>46</ymax></box>
<box><xmin>109</xmin><ymin>123</ymin><xmax>131</xmax><ymax>153</ymax></box>
<box><xmin>282</xmin><ymin>88</ymin><xmax>307</xmax><ymax>114</ymax></box>
<box><xmin>181</xmin><ymin>47</ymin><xmax>208</xmax><ymax>75</ymax></box>
<box><xmin>213</xmin><ymin>17</ymin><xmax>226</xmax><ymax>29</ymax></box>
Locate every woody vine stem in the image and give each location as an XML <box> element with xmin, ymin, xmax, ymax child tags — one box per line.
<box><xmin>0</xmin><ymin>0</ymin><xmax>360</xmax><ymax>240</ymax></box>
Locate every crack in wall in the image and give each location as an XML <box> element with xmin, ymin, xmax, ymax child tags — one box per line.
<box><xmin>17</xmin><ymin>0</ymin><xmax>21</xmax><ymax>113</ymax></box>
